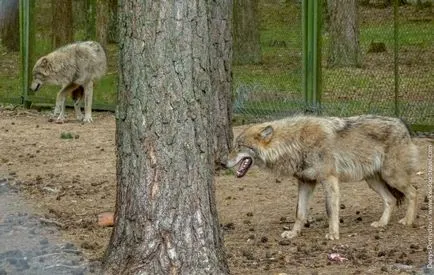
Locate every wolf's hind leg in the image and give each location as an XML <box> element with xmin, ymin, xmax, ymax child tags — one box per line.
<box><xmin>322</xmin><ymin>176</ymin><xmax>340</xmax><ymax>240</ymax></box>
<box><xmin>72</xmin><ymin>86</ymin><xmax>84</xmax><ymax>121</ymax></box>
<box><xmin>381</xmin><ymin>148</ymin><xmax>417</xmax><ymax>226</ymax></box>
<box><xmin>366</xmin><ymin>176</ymin><xmax>396</xmax><ymax>227</ymax></box>
<box><xmin>281</xmin><ymin>180</ymin><xmax>316</xmax><ymax>239</ymax></box>
<box><xmin>52</xmin><ymin>84</ymin><xmax>78</xmax><ymax>123</ymax></box>
<box><xmin>382</xmin><ymin>173</ymin><xmax>417</xmax><ymax>226</ymax></box>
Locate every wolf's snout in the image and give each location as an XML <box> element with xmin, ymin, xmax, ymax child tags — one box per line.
<box><xmin>30</xmin><ymin>82</ymin><xmax>41</xmax><ymax>92</ymax></box>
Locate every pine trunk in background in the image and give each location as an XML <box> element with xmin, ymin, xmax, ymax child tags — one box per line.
<box><xmin>107</xmin><ymin>0</ymin><xmax>118</xmax><ymax>43</ymax></box>
<box><xmin>0</xmin><ymin>0</ymin><xmax>19</xmax><ymax>51</ymax></box>
<box><xmin>103</xmin><ymin>0</ymin><xmax>230</xmax><ymax>274</ymax></box>
<box><xmin>96</xmin><ymin>0</ymin><xmax>109</xmax><ymax>47</ymax></box>
<box><xmin>233</xmin><ymin>0</ymin><xmax>262</xmax><ymax>65</ymax></box>
<box><xmin>326</xmin><ymin>0</ymin><xmax>360</xmax><ymax>68</ymax></box>
<box><xmin>85</xmin><ymin>0</ymin><xmax>96</xmax><ymax>40</ymax></box>
<box><xmin>51</xmin><ymin>0</ymin><xmax>73</xmax><ymax>48</ymax></box>
<box><xmin>209</xmin><ymin>0</ymin><xmax>234</xmax><ymax>169</ymax></box>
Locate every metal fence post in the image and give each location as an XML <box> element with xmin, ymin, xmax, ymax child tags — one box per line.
<box><xmin>393</xmin><ymin>0</ymin><xmax>399</xmax><ymax>117</ymax></box>
<box><xmin>303</xmin><ymin>0</ymin><xmax>322</xmax><ymax>114</ymax></box>
<box><xmin>19</xmin><ymin>0</ymin><xmax>34</xmax><ymax>108</ymax></box>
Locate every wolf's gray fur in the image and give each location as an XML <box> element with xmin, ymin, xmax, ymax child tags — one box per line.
<box><xmin>31</xmin><ymin>41</ymin><xmax>107</xmax><ymax>123</ymax></box>
<box><xmin>225</xmin><ymin>115</ymin><xmax>418</xmax><ymax>240</ymax></box>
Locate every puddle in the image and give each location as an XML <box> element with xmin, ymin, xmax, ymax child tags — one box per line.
<box><xmin>0</xmin><ymin>174</ymin><xmax>101</xmax><ymax>274</ymax></box>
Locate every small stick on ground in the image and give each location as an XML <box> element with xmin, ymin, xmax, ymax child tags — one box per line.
<box><xmin>40</xmin><ymin>217</ymin><xmax>65</xmax><ymax>228</ymax></box>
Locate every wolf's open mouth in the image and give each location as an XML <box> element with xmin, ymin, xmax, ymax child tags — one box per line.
<box><xmin>236</xmin><ymin>157</ymin><xmax>252</xmax><ymax>178</ymax></box>
<box><xmin>32</xmin><ymin>83</ymin><xmax>41</xmax><ymax>92</ymax></box>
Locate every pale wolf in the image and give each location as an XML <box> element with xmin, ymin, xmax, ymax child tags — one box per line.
<box><xmin>30</xmin><ymin>41</ymin><xmax>107</xmax><ymax>123</ymax></box>
<box><xmin>225</xmin><ymin>115</ymin><xmax>418</xmax><ymax>240</ymax></box>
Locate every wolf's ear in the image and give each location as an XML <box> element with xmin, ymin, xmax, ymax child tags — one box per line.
<box><xmin>40</xmin><ymin>57</ymin><xmax>49</xmax><ymax>67</ymax></box>
<box><xmin>258</xmin><ymin>125</ymin><xmax>273</xmax><ymax>143</ymax></box>
<box><xmin>38</xmin><ymin>57</ymin><xmax>52</xmax><ymax>74</ymax></box>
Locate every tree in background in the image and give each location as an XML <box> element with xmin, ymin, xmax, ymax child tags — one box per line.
<box><xmin>0</xmin><ymin>0</ymin><xmax>19</xmax><ymax>51</ymax></box>
<box><xmin>233</xmin><ymin>0</ymin><xmax>262</xmax><ymax>65</ymax></box>
<box><xmin>51</xmin><ymin>0</ymin><xmax>73</xmax><ymax>48</ymax></box>
<box><xmin>326</xmin><ymin>0</ymin><xmax>360</xmax><ymax>68</ymax></box>
<box><xmin>103</xmin><ymin>0</ymin><xmax>230</xmax><ymax>273</ymax></box>
<box><xmin>107</xmin><ymin>0</ymin><xmax>118</xmax><ymax>43</ymax></box>
<box><xmin>96</xmin><ymin>0</ymin><xmax>109</xmax><ymax>47</ymax></box>
<box><xmin>85</xmin><ymin>0</ymin><xmax>96</xmax><ymax>40</ymax></box>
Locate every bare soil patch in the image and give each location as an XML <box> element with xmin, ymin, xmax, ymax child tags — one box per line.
<box><xmin>0</xmin><ymin>107</ymin><xmax>431</xmax><ymax>274</ymax></box>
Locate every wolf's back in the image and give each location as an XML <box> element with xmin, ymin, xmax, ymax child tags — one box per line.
<box><xmin>74</xmin><ymin>41</ymin><xmax>107</xmax><ymax>80</ymax></box>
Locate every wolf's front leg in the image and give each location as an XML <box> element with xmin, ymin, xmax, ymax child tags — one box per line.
<box><xmin>51</xmin><ymin>90</ymin><xmax>63</xmax><ymax>120</ymax></box>
<box><xmin>322</xmin><ymin>176</ymin><xmax>340</xmax><ymax>240</ymax></box>
<box><xmin>83</xmin><ymin>81</ymin><xmax>93</xmax><ymax>123</ymax></box>
<box><xmin>281</xmin><ymin>180</ymin><xmax>316</xmax><ymax>239</ymax></box>
<box><xmin>51</xmin><ymin>89</ymin><xmax>67</xmax><ymax>123</ymax></box>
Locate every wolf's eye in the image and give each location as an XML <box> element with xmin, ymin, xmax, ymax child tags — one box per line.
<box><xmin>35</xmin><ymin>73</ymin><xmax>45</xmax><ymax>79</ymax></box>
<box><xmin>239</xmin><ymin>144</ymin><xmax>255</xmax><ymax>153</ymax></box>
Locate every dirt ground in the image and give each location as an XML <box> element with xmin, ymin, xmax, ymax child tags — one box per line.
<box><xmin>0</xmin><ymin>107</ymin><xmax>432</xmax><ymax>275</ymax></box>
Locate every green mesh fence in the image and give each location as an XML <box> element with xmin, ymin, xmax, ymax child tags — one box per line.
<box><xmin>232</xmin><ymin>0</ymin><xmax>434</xmax><ymax>129</ymax></box>
<box><xmin>0</xmin><ymin>1</ymin><xmax>433</xmax><ymax>129</ymax></box>
<box><xmin>0</xmin><ymin>0</ymin><xmax>117</xmax><ymax>111</ymax></box>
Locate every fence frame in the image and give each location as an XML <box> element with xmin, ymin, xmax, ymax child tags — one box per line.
<box><xmin>302</xmin><ymin>0</ymin><xmax>322</xmax><ymax>114</ymax></box>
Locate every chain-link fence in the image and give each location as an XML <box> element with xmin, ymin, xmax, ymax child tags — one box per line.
<box><xmin>0</xmin><ymin>0</ymin><xmax>433</xmax><ymax>129</ymax></box>
<box><xmin>233</xmin><ymin>0</ymin><xmax>434</xmax><ymax>130</ymax></box>
<box><xmin>0</xmin><ymin>0</ymin><xmax>118</xmax><ymax>110</ymax></box>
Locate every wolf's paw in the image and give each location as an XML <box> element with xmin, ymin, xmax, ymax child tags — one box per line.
<box><xmin>398</xmin><ymin>218</ymin><xmax>412</xmax><ymax>226</ymax></box>
<box><xmin>82</xmin><ymin>116</ymin><xmax>93</xmax><ymax>123</ymax></box>
<box><xmin>371</xmin><ymin>221</ymin><xmax>387</xmax><ymax>228</ymax></box>
<box><xmin>325</xmin><ymin>232</ymin><xmax>339</xmax><ymax>240</ymax></box>
<box><xmin>281</xmin><ymin>230</ymin><xmax>298</xmax><ymax>239</ymax></box>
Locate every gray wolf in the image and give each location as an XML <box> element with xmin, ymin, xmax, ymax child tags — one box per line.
<box><xmin>224</xmin><ymin>115</ymin><xmax>418</xmax><ymax>240</ymax></box>
<box><xmin>30</xmin><ymin>41</ymin><xmax>107</xmax><ymax>123</ymax></box>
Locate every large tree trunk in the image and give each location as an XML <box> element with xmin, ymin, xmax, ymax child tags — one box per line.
<box><xmin>209</xmin><ymin>0</ymin><xmax>234</xmax><ymax>169</ymax></box>
<box><xmin>0</xmin><ymin>0</ymin><xmax>19</xmax><ymax>51</ymax></box>
<box><xmin>51</xmin><ymin>0</ymin><xmax>73</xmax><ymax>48</ymax></box>
<box><xmin>233</xmin><ymin>0</ymin><xmax>262</xmax><ymax>65</ymax></box>
<box><xmin>326</xmin><ymin>0</ymin><xmax>360</xmax><ymax>68</ymax></box>
<box><xmin>96</xmin><ymin>0</ymin><xmax>109</xmax><ymax>47</ymax></box>
<box><xmin>103</xmin><ymin>1</ymin><xmax>230</xmax><ymax>274</ymax></box>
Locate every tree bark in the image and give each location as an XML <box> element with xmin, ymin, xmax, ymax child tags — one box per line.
<box><xmin>96</xmin><ymin>0</ymin><xmax>109</xmax><ymax>47</ymax></box>
<box><xmin>233</xmin><ymin>0</ymin><xmax>262</xmax><ymax>65</ymax></box>
<box><xmin>209</xmin><ymin>0</ymin><xmax>234</xmax><ymax>169</ymax></box>
<box><xmin>51</xmin><ymin>0</ymin><xmax>73</xmax><ymax>48</ymax></box>
<box><xmin>0</xmin><ymin>0</ymin><xmax>19</xmax><ymax>51</ymax></box>
<box><xmin>326</xmin><ymin>0</ymin><xmax>360</xmax><ymax>68</ymax></box>
<box><xmin>103</xmin><ymin>1</ymin><xmax>229</xmax><ymax>274</ymax></box>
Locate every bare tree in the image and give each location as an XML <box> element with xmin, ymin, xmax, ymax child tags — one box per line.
<box><xmin>102</xmin><ymin>0</ymin><xmax>230</xmax><ymax>274</ymax></box>
<box><xmin>327</xmin><ymin>0</ymin><xmax>360</xmax><ymax>68</ymax></box>
<box><xmin>233</xmin><ymin>0</ymin><xmax>262</xmax><ymax>65</ymax></box>
<box><xmin>52</xmin><ymin>0</ymin><xmax>73</xmax><ymax>48</ymax></box>
<box><xmin>0</xmin><ymin>0</ymin><xmax>19</xmax><ymax>51</ymax></box>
